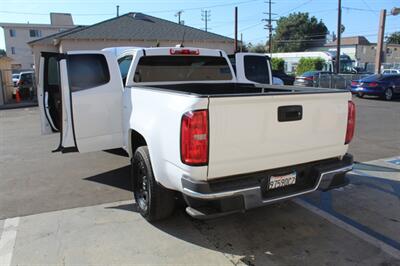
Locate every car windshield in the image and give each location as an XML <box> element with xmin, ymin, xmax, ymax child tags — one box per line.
<box><xmin>12</xmin><ymin>74</ymin><xmax>19</xmax><ymax>78</ymax></box>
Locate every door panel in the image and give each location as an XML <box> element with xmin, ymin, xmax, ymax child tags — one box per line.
<box><xmin>61</xmin><ymin>51</ymin><xmax>124</xmax><ymax>153</ymax></box>
<box><xmin>39</xmin><ymin>52</ymin><xmax>62</xmax><ymax>135</ymax></box>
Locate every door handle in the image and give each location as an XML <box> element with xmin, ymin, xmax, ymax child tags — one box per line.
<box><xmin>278</xmin><ymin>105</ymin><xmax>303</xmax><ymax>122</ymax></box>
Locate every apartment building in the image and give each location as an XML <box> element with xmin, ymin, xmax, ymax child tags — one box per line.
<box><xmin>0</xmin><ymin>13</ymin><xmax>75</xmax><ymax>70</ymax></box>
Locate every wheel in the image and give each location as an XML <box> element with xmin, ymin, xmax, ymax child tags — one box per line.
<box><xmin>383</xmin><ymin>88</ymin><xmax>393</xmax><ymax>101</ymax></box>
<box><xmin>131</xmin><ymin>146</ymin><xmax>175</xmax><ymax>221</ymax></box>
<box><xmin>356</xmin><ymin>92</ymin><xmax>364</xmax><ymax>98</ymax></box>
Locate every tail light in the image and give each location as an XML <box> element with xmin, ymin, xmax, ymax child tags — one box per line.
<box><xmin>170</xmin><ymin>49</ymin><xmax>200</xmax><ymax>55</ymax></box>
<box><xmin>304</xmin><ymin>76</ymin><xmax>314</xmax><ymax>81</ymax></box>
<box><xmin>367</xmin><ymin>82</ymin><xmax>378</xmax><ymax>87</ymax></box>
<box><xmin>345</xmin><ymin>101</ymin><xmax>356</xmax><ymax>144</ymax></box>
<box><xmin>351</xmin><ymin>81</ymin><xmax>358</xmax><ymax>86</ymax></box>
<box><xmin>181</xmin><ymin>110</ymin><xmax>208</xmax><ymax>165</ymax></box>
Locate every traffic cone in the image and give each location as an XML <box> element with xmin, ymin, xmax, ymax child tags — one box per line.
<box><xmin>15</xmin><ymin>89</ymin><xmax>21</xmax><ymax>103</ymax></box>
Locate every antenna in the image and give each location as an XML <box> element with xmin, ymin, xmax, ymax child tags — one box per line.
<box><xmin>201</xmin><ymin>10</ymin><xmax>211</xmax><ymax>32</ymax></box>
<box><xmin>178</xmin><ymin>29</ymin><xmax>186</xmax><ymax>48</ymax></box>
<box><xmin>175</xmin><ymin>10</ymin><xmax>184</xmax><ymax>24</ymax></box>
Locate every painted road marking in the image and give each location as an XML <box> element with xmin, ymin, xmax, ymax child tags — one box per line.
<box><xmin>293</xmin><ymin>198</ymin><xmax>400</xmax><ymax>260</ymax></box>
<box><xmin>0</xmin><ymin>217</ymin><xmax>20</xmax><ymax>266</ymax></box>
<box><xmin>386</xmin><ymin>158</ymin><xmax>400</xmax><ymax>166</ymax></box>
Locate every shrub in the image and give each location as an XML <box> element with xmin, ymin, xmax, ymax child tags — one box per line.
<box><xmin>296</xmin><ymin>57</ymin><xmax>325</xmax><ymax>75</ymax></box>
<box><xmin>271</xmin><ymin>58</ymin><xmax>285</xmax><ymax>72</ymax></box>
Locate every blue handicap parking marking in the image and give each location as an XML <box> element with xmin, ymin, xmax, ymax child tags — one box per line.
<box><xmin>386</xmin><ymin>158</ymin><xmax>400</xmax><ymax>166</ymax></box>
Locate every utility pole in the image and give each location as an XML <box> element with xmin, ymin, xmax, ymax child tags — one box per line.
<box><xmin>175</xmin><ymin>10</ymin><xmax>184</xmax><ymax>24</ymax></box>
<box><xmin>263</xmin><ymin>0</ymin><xmax>276</xmax><ymax>54</ymax></box>
<box><xmin>375</xmin><ymin>9</ymin><xmax>386</xmax><ymax>74</ymax></box>
<box><xmin>116</xmin><ymin>5</ymin><xmax>120</xmax><ymax>17</ymax></box>
<box><xmin>240</xmin><ymin>33</ymin><xmax>243</xmax><ymax>52</ymax></box>
<box><xmin>201</xmin><ymin>10</ymin><xmax>211</xmax><ymax>32</ymax></box>
<box><xmin>234</xmin><ymin>7</ymin><xmax>238</xmax><ymax>52</ymax></box>
<box><xmin>335</xmin><ymin>0</ymin><xmax>342</xmax><ymax>74</ymax></box>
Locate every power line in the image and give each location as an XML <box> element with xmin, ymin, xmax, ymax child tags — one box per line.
<box><xmin>342</xmin><ymin>6</ymin><xmax>379</xmax><ymax>13</ymax></box>
<box><xmin>275</xmin><ymin>0</ymin><xmax>313</xmax><ymax>18</ymax></box>
<box><xmin>0</xmin><ymin>0</ymin><xmax>262</xmax><ymax>17</ymax></box>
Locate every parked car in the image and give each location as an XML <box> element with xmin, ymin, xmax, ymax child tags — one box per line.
<box><xmin>350</xmin><ymin>74</ymin><xmax>400</xmax><ymax>101</ymax></box>
<box><xmin>294</xmin><ymin>71</ymin><xmax>332</xmax><ymax>87</ymax></box>
<box><xmin>12</xmin><ymin>73</ymin><xmax>20</xmax><ymax>87</ymax></box>
<box><xmin>39</xmin><ymin>47</ymin><xmax>354</xmax><ymax>221</ymax></box>
<box><xmin>382</xmin><ymin>69</ymin><xmax>400</xmax><ymax>75</ymax></box>
<box><xmin>17</xmin><ymin>71</ymin><xmax>35</xmax><ymax>99</ymax></box>
<box><xmin>272</xmin><ymin>70</ymin><xmax>295</xmax><ymax>85</ymax></box>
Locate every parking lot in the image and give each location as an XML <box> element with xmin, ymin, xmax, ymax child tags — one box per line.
<box><xmin>0</xmin><ymin>96</ymin><xmax>399</xmax><ymax>265</ymax></box>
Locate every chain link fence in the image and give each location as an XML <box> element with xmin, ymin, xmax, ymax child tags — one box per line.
<box><xmin>313</xmin><ymin>73</ymin><xmax>374</xmax><ymax>90</ymax></box>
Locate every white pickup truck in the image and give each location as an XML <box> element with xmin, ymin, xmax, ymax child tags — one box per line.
<box><xmin>38</xmin><ymin>47</ymin><xmax>355</xmax><ymax>221</ymax></box>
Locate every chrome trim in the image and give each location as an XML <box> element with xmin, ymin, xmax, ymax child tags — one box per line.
<box><xmin>182</xmin><ymin>186</ymin><xmax>259</xmax><ymax>200</ymax></box>
<box><xmin>182</xmin><ymin>165</ymin><xmax>353</xmax><ymax>203</ymax></box>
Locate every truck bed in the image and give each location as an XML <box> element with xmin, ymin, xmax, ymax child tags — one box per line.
<box><xmin>140</xmin><ymin>83</ymin><xmax>347</xmax><ymax>97</ymax></box>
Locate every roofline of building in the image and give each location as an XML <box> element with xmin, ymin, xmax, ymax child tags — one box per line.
<box><xmin>28</xmin><ymin>26</ymin><xmax>86</xmax><ymax>46</ymax></box>
<box><xmin>133</xmin><ymin>12</ymin><xmax>234</xmax><ymax>42</ymax></box>
<box><xmin>28</xmin><ymin>12</ymin><xmax>234</xmax><ymax>46</ymax></box>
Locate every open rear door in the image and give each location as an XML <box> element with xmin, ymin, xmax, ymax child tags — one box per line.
<box><xmin>38</xmin><ymin>52</ymin><xmax>63</xmax><ymax>135</ymax></box>
<box><xmin>234</xmin><ymin>53</ymin><xmax>272</xmax><ymax>85</ymax></box>
<box><xmin>39</xmin><ymin>50</ymin><xmax>124</xmax><ymax>153</ymax></box>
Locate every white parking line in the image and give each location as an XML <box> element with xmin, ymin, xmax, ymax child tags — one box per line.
<box><xmin>293</xmin><ymin>198</ymin><xmax>400</xmax><ymax>260</ymax></box>
<box><xmin>0</xmin><ymin>217</ymin><xmax>20</xmax><ymax>266</ymax></box>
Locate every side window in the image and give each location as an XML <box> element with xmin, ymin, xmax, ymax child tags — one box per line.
<box><xmin>118</xmin><ymin>55</ymin><xmax>133</xmax><ymax>85</ymax></box>
<box><xmin>244</xmin><ymin>55</ymin><xmax>270</xmax><ymax>84</ymax></box>
<box><xmin>47</xmin><ymin>57</ymin><xmax>60</xmax><ymax>86</ymax></box>
<box><xmin>67</xmin><ymin>54</ymin><xmax>110</xmax><ymax>92</ymax></box>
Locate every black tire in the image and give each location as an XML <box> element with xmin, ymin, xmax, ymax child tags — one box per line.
<box><xmin>383</xmin><ymin>88</ymin><xmax>393</xmax><ymax>101</ymax></box>
<box><xmin>131</xmin><ymin>146</ymin><xmax>175</xmax><ymax>221</ymax></box>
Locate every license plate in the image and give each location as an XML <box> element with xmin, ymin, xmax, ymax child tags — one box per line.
<box><xmin>268</xmin><ymin>172</ymin><xmax>297</xmax><ymax>190</ymax></box>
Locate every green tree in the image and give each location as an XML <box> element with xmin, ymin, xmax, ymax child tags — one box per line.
<box><xmin>271</xmin><ymin>12</ymin><xmax>328</xmax><ymax>52</ymax></box>
<box><xmin>271</xmin><ymin>57</ymin><xmax>285</xmax><ymax>72</ymax></box>
<box><xmin>386</xmin><ymin>32</ymin><xmax>400</xmax><ymax>44</ymax></box>
<box><xmin>296</xmin><ymin>57</ymin><xmax>325</xmax><ymax>75</ymax></box>
<box><xmin>247</xmin><ymin>42</ymin><xmax>267</xmax><ymax>53</ymax></box>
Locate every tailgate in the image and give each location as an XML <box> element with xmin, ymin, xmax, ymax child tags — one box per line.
<box><xmin>207</xmin><ymin>92</ymin><xmax>351</xmax><ymax>179</ymax></box>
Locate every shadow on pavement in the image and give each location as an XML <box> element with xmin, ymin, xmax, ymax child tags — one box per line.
<box><xmin>103</xmin><ymin>148</ymin><xmax>129</xmax><ymax>157</ymax></box>
<box><xmin>84</xmin><ymin>166</ymin><xmax>132</xmax><ymax>192</ymax></box>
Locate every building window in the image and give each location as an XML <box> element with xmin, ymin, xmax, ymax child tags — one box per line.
<box><xmin>11</xmin><ymin>47</ymin><xmax>15</xmax><ymax>54</ymax></box>
<box><xmin>9</xmin><ymin>29</ymin><xmax>16</xmax><ymax>37</ymax></box>
<box><xmin>29</xmin><ymin>29</ymin><xmax>42</xmax><ymax>37</ymax></box>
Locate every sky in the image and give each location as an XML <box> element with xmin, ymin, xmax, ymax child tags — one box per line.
<box><xmin>0</xmin><ymin>0</ymin><xmax>399</xmax><ymax>50</ymax></box>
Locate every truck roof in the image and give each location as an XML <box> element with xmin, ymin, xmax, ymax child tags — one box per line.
<box><xmin>102</xmin><ymin>46</ymin><xmax>225</xmax><ymax>58</ymax></box>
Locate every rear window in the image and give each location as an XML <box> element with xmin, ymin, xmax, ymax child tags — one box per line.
<box><xmin>67</xmin><ymin>54</ymin><xmax>110</xmax><ymax>92</ymax></box>
<box><xmin>134</xmin><ymin>56</ymin><xmax>232</xmax><ymax>83</ymax></box>
<box><xmin>244</xmin><ymin>55</ymin><xmax>270</xmax><ymax>84</ymax></box>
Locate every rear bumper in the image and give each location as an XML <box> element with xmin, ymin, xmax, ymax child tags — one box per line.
<box><xmin>182</xmin><ymin>154</ymin><xmax>353</xmax><ymax>219</ymax></box>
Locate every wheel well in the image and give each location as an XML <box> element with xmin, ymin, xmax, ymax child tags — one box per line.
<box><xmin>130</xmin><ymin>130</ymin><xmax>147</xmax><ymax>157</ymax></box>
